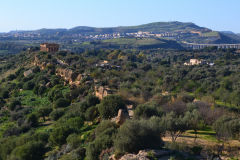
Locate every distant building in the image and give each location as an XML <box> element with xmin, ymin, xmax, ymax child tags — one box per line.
<box><xmin>40</xmin><ymin>43</ymin><xmax>59</xmax><ymax>52</ymax></box>
<box><xmin>184</xmin><ymin>59</ymin><xmax>202</xmax><ymax>66</ymax></box>
<box><xmin>184</xmin><ymin>59</ymin><xmax>214</xmax><ymax>66</ymax></box>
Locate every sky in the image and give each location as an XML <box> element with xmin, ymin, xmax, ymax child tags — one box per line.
<box><xmin>0</xmin><ymin>0</ymin><xmax>240</xmax><ymax>33</ymax></box>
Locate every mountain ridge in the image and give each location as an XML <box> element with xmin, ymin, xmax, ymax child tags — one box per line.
<box><xmin>1</xmin><ymin>21</ymin><xmax>240</xmax><ymax>45</ymax></box>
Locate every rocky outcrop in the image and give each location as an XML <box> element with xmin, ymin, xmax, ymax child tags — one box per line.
<box><xmin>110</xmin><ymin>150</ymin><xmax>173</xmax><ymax>160</ymax></box>
<box><xmin>56</xmin><ymin>68</ymin><xmax>83</xmax><ymax>86</ymax></box>
<box><xmin>95</xmin><ymin>86</ymin><xmax>113</xmax><ymax>100</ymax></box>
<box><xmin>33</xmin><ymin>56</ymin><xmax>47</xmax><ymax>70</ymax></box>
<box><xmin>23</xmin><ymin>69</ymin><xmax>33</xmax><ymax>77</ymax></box>
<box><xmin>127</xmin><ymin>105</ymin><xmax>134</xmax><ymax>119</ymax></box>
<box><xmin>34</xmin><ymin>55</ymin><xmax>84</xmax><ymax>86</ymax></box>
<box><xmin>113</xmin><ymin>109</ymin><xmax>129</xmax><ymax>125</ymax></box>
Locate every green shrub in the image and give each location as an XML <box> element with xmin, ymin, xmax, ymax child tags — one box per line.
<box><xmin>86</xmin><ymin>120</ymin><xmax>117</xmax><ymax>160</ymax></box>
<box><xmin>1</xmin><ymin>90</ymin><xmax>9</xmax><ymax>99</ymax></box>
<box><xmin>49</xmin><ymin>126</ymin><xmax>74</xmax><ymax>146</ymax></box>
<box><xmin>38</xmin><ymin>107</ymin><xmax>52</xmax><ymax>121</ymax></box>
<box><xmin>114</xmin><ymin>119</ymin><xmax>164</xmax><ymax>154</ymax></box>
<box><xmin>98</xmin><ymin>95</ymin><xmax>126</xmax><ymax>119</ymax></box>
<box><xmin>7</xmin><ymin>74</ymin><xmax>16</xmax><ymax>81</ymax></box>
<box><xmin>134</xmin><ymin>103</ymin><xmax>163</xmax><ymax>119</ymax></box>
<box><xmin>9</xmin><ymin>100</ymin><xmax>21</xmax><ymax>111</ymax></box>
<box><xmin>50</xmin><ymin>109</ymin><xmax>65</xmax><ymax>120</ymax></box>
<box><xmin>9</xmin><ymin>141</ymin><xmax>46</xmax><ymax>160</ymax></box>
<box><xmin>26</xmin><ymin>113</ymin><xmax>39</xmax><ymax>127</ymax></box>
<box><xmin>54</xmin><ymin>98</ymin><xmax>71</xmax><ymax>108</ymax></box>
<box><xmin>66</xmin><ymin>117</ymin><xmax>84</xmax><ymax>132</ymax></box>
<box><xmin>66</xmin><ymin>134</ymin><xmax>82</xmax><ymax>149</ymax></box>
<box><xmin>23</xmin><ymin>81</ymin><xmax>35</xmax><ymax>90</ymax></box>
<box><xmin>85</xmin><ymin>106</ymin><xmax>99</xmax><ymax>121</ymax></box>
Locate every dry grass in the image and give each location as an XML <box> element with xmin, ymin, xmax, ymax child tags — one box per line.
<box><xmin>0</xmin><ymin>67</ymin><xmax>19</xmax><ymax>81</ymax></box>
<box><xmin>163</xmin><ymin>131</ymin><xmax>240</xmax><ymax>159</ymax></box>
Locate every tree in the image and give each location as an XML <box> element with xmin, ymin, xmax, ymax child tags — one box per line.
<box><xmin>66</xmin><ymin>117</ymin><xmax>84</xmax><ymax>132</ymax></box>
<box><xmin>86</xmin><ymin>121</ymin><xmax>117</xmax><ymax>160</ymax></box>
<box><xmin>49</xmin><ymin>126</ymin><xmax>74</xmax><ymax>146</ymax></box>
<box><xmin>26</xmin><ymin>113</ymin><xmax>39</xmax><ymax>127</ymax></box>
<box><xmin>54</xmin><ymin>98</ymin><xmax>71</xmax><ymax>108</ymax></box>
<box><xmin>23</xmin><ymin>81</ymin><xmax>35</xmax><ymax>90</ymax></box>
<box><xmin>114</xmin><ymin>119</ymin><xmax>164</xmax><ymax>154</ymax></box>
<box><xmin>9</xmin><ymin>141</ymin><xmax>46</xmax><ymax>160</ymax></box>
<box><xmin>1</xmin><ymin>90</ymin><xmax>9</xmax><ymax>99</ymax></box>
<box><xmin>134</xmin><ymin>103</ymin><xmax>162</xmax><ymax>119</ymax></box>
<box><xmin>49</xmin><ymin>108</ymin><xmax>65</xmax><ymax>120</ymax></box>
<box><xmin>38</xmin><ymin>107</ymin><xmax>52</xmax><ymax>121</ymax></box>
<box><xmin>9</xmin><ymin>99</ymin><xmax>21</xmax><ymax>111</ymax></box>
<box><xmin>161</xmin><ymin>112</ymin><xmax>188</xmax><ymax>143</ymax></box>
<box><xmin>184</xmin><ymin>109</ymin><xmax>203</xmax><ymax>142</ymax></box>
<box><xmin>213</xmin><ymin>116</ymin><xmax>240</xmax><ymax>158</ymax></box>
<box><xmin>213</xmin><ymin>116</ymin><xmax>240</xmax><ymax>142</ymax></box>
<box><xmin>98</xmin><ymin>95</ymin><xmax>126</xmax><ymax>119</ymax></box>
<box><xmin>85</xmin><ymin>106</ymin><xmax>99</xmax><ymax>121</ymax></box>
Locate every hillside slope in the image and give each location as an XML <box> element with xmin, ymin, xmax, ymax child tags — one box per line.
<box><xmin>4</xmin><ymin>21</ymin><xmax>240</xmax><ymax>45</ymax></box>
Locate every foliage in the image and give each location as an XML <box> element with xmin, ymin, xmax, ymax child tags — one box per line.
<box><xmin>114</xmin><ymin>119</ymin><xmax>164</xmax><ymax>154</ymax></box>
<box><xmin>98</xmin><ymin>95</ymin><xmax>126</xmax><ymax>119</ymax></box>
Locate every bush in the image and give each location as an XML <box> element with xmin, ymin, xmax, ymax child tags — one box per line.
<box><xmin>86</xmin><ymin>121</ymin><xmax>117</xmax><ymax>160</ymax></box>
<box><xmin>66</xmin><ymin>134</ymin><xmax>82</xmax><ymax>149</ymax></box>
<box><xmin>49</xmin><ymin>126</ymin><xmax>74</xmax><ymax>146</ymax></box>
<box><xmin>66</xmin><ymin>117</ymin><xmax>84</xmax><ymax>132</ymax></box>
<box><xmin>85</xmin><ymin>106</ymin><xmax>99</xmax><ymax>121</ymax></box>
<box><xmin>1</xmin><ymin>90</ymin><xmax>9</xmax><ymax>99</ymax></box>
<box><xmin>26</xmin><ymin>113</ymin><xmax>39</xmax><ymax>127</ymax></box>
<box><xmin>23</xmin><ymin>81</ymin><xmax>35</xmax><ymax>90</ymax></box>
<box><xmin>38</xmin><ymin>107</ymin><xmax>52</xmax><ymax>121</ymax></box>
<box><xmin>9</xmin><ymin>141</ymin><xmax>46</xmax><ymax>160</ymax></box>
<box><xmin>114</xmin><ymin>119</ymin><xmax>164</xmax><ymax>154</ymax></box>
<box><xmin>9</xmin><ymin>100</ymin><xmax>21</xmax><ymax>111</ymax></box>
<box><xmin>50</xmin><ymin>109</ymin><xmax>65</xmax><ymax>120</ymax></box>
<box><xmin>98</xmin><ymin>95</ymin><xmax>126</xmax><ymax>119</ymax></box>
<box><xmin>7</xmin><ymin>74</ymin><xmax>16</xmax><ymax>81</ymax></box>
<box><xmin>134</xmin><ymin>103</ymin><xmax>163</xmax><ymax>119</ymax></box>
<box><xmin>85</xmin><ymin>95</ymin><xmax>100</xmax><ymax>107</ymax></box>
<box><xmin>54</xmin><ymin>98</ymin><xmax>71</xmax><ymax>108</ymax></box>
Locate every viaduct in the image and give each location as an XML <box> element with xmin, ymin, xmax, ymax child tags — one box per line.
<box><xmin>182</xmin><ymin>42</ymin><xmax>240</xmax><ymax>49</ymax></box>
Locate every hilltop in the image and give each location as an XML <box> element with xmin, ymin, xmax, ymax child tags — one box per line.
<box><xmin>1</xmin><ymin>22</ymin><xmax>240</xmax><ymax>49</ymax></box>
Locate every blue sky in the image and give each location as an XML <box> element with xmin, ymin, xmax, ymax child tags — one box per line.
<box><xmin>0</xmin><ymin>0</ymin><xmax>240</xmax><ymax>33</ymax></box>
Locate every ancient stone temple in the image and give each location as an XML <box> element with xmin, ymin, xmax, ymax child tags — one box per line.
<box><xmin>40</xmin><ymin>43</ymin><xmax>59</xmax><ymax>52</ymax></box>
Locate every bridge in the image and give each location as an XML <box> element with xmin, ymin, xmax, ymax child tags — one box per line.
<box><xmin>182</xmin><ymin>42</ymin><xmax>240</xmax><ymax>49</ymax></box>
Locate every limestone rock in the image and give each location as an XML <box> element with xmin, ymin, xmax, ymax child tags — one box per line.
<box><xmin>115</xmin><ymin>109</ymin><xmax>129</xmax><ymax>125</ymax></box>
<box><xmin>24</xmin><ymin>69</ymin><xmax>33</xmax><ymax>77</ymax></box>
<box><xmin>95</xmin><ymin>86</ymin><xmax>112</xmax><ymax>100</ymax></box>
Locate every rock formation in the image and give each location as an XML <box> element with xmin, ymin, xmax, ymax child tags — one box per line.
<box><xmin>95</xmin><ymin>86</ymin><xmax>113</xmax><ymax>100</ymax></box>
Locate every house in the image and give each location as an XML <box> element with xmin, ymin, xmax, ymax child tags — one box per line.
<box><xmin>190</xmin><ymin>59</ymin><xmax>202</xmax><ymax>65</ymax></box>
<box><xmin>184</xmin><ymin>59</ymin><xmax>202</xmax><ymax>66</ymax></box>
<box><xmin>40</xmin><ymin>43</ymin><xmax>59</xmax><ymax>52</ymax></box>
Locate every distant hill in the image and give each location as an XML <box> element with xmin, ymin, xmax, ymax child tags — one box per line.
<box><xmin>79</xmin><ymin>38</ymin><xmax>183</xmax><ymax>50</ymax></box>
<box><xmin>3</xmin><ymin>21</ymin><xmax>240</xmax><ymax>45</ymax></box>
<box><xmin>220</xmin><ymin>31</ymin><xmax>235</xmax><ymax>34</ymax></box>
<box><xmin>16</xmin><ymin>21</ymin><xmax>210</xmax><ymax>35</ymax></box>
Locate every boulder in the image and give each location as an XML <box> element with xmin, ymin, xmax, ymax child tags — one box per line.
<box><xmin>23</xmin><ymin>69</ymin><xmax>33</xmax><ymax>77</ymax></box>
<box><xmin>113</xmin><ymin>109</ymin><xmax>129</xmax><ymax>125</ymax></box>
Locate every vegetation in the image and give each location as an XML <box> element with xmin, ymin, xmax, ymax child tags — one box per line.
<box><xmin>0</xmin><ymin>46</ymin><xmax>240</xmax><ymax>159</ymax></box>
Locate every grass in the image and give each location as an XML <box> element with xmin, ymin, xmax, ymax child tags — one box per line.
<box><xmin>103</xmin><ymin>38</ymin><xmax>165</xmax><ymax>46</ymax></box>
<box><xmin>17</xmin><ymin>90</ymin><xmax>51</xmax><ymax>107</ymax></box>
<box><xmin>201</xmin><ymin>31</ymin><xmax>219</xmax><ymax>37</ymax></box>
<box><xmin>0</xmin><ymin>121</ymin><xmax>16</xmax><ymax>138</ymax></box>
<box><xmin>215</xmin><ymin>100</ymin><xmax>240</xmax><ymax>112</ymax></box>
<box><xmin>185</xmin><ymin>128</ymin><xmax>217</xmax><ymax>142</ymax></box>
